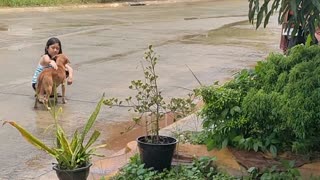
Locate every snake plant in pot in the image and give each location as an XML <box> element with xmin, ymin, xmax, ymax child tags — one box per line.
<box><xmin>3</xmin><ymin>96</ymin><xmax>105</xmax><ymax>180</ymax></box>
<box><xmin>104</xmin><ymin>46</ymin><xmax>196</xmax><ymax>171</ymax></box>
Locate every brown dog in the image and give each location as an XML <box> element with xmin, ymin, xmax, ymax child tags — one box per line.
<box><xmin>34</xmin><ymin>54</ymin><xmax>70</xmax><ymax>110</ymax></box>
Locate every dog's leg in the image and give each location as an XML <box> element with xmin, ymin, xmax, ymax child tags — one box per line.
<box><xmin>44</xmin><ymin>86</ymin><xmax>52</xmax><ymax>110</ymax></box>
<box><xmin>34</xmin><ymin>84</ymin><xmax>40</xmax><ymax>109</ymax></box>
<box><xmin>44</xmin><ymin>98</ymin><xmax>50</xmax><ymax>110</ymax></box>
<box><xmin>52</xmin><ymin>86</ymin><xmax>58</xmax><ymax>103</ymax></box>
<box><xmin>43</xmin><ymin>93</ymin><xmax>50</xmax><ymax>110</ymax></box>
<box><xmin>34</xmin><ymin>94</ymin><xmax>38</xmax><ymax>108</ymax></box>
<box><xmin>62</xmin><ymin>83</ymin><xmax>66</xmax><ymax>104</ymax></box>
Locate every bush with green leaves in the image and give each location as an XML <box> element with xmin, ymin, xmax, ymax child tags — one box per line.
<box><xmin>245</xmin><ymin>160</ymin><xmax>302</xmax><ymax>180</ymax></box>
<box><xmin>111</xmin><ymin>154</ymin><xmax>309</xmax><ymax>180</ymax></box>
<box><xmin>111</xmin><ymin>154</ymin><xmax>233</xmax><ymax>180</ymax></box>
<box><xmin>200</xmin><ymin>45</ymin><xmax>320</xmax><ymax>155</ymax></box>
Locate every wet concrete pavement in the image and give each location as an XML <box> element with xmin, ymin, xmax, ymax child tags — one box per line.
<box><xmin>0</xmin><ymin>0</ymin><xmax>281</xmax><ymax>179</ymax></box>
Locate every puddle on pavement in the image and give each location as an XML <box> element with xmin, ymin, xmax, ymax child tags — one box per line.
<box><xmin>55</xmin><ymin>21</ymin><xmax>104</xmax><ymax>28</ymax></box>
<box><xmin>7</xmin><ymin>26</ymin><xmax>33</xmax><ymax>35</ymax></box>
<box><xmin>180</xmin><ymin>20</ymin><xmax>277</xmax><ymax>52</ymax></box>
<box><xmin>0</xmin><ymin>26</ymin><xmax>7</xmax><ymax>31</ymax></box>
<box><xmin>97</xmin><ymin>112</ymin><xmax>178</xmax><ymax>156</ymax></box>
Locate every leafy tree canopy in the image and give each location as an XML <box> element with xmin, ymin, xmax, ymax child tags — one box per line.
<box><xmin>248</xmin><ymin>0</ymin><xmax>320</xmax><ymax>41</ymax></box>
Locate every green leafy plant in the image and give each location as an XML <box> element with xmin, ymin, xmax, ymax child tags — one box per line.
<box><xmin>172</xmin><ymin>130</ymin><xmax>207</xmax><ymax>145</ymax></box>
<box><xmin>3</xmin><ymin>96</ymin><xmax>105</xmax><ymax>170</ymax></box>
<box><xmin>111</xmin><ymin>154</ymin><xmax>232</xmax><ymax>180</ymax></box>
<box><xmin>245</xmin><ymin>161</ymin><xmax>301</xmax><ymax>180</ymax></box>
<box><xmin>248</xmin><ymin>0</ymin><xmax>320</xmax><ymax>42</ymax></box>
<box><xmin>104</xmin><ymin>45</ymin><xmax>197</xmax><ymax>143</ymax></box>
<box><xmin>200</xmin><ymin>45</ymin><xmax>320</xmax><ymax>155</ymax></box>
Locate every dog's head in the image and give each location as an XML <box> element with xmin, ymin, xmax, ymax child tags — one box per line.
<box><xmin>53</xmin><ymin>54</ymin><xmax>70</xmax><ymax>66</ymax></box>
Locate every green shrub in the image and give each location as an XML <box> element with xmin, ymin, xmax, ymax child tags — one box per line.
<box><xmin>200</xmin><ymin>45</ymin><xmax>320</xmax><ymax>154</ymax></box>
<box><xmin>111</xmin><ymin>154</ymin><xmax>307</xmax><ymax>180</ymax></box>
<box><xmin>111</xmin><ymin>154</ymin><xmax>233</xmax><ymax>180</ymax></box>
<box><xmin>245</xmin><ymin>161</ymin><xmax>302</xmax><ymax>180</ymax></box>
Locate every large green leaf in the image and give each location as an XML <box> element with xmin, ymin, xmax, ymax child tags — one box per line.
<box><xmin>81</xmin><ymin>95</ymin><xmax>104</xmax><ymax>143</ymax></box>
<box><xmin>3</xmin><ymin>121</ymin><xmax>57</xmax><ymax>157</ymax></box>
<box><xmin>84</xmin><ymin>130</ymin><xmax>101</xmax><ymax>151</ymax></box>
<box><xmin>56</xmin><ymin>125</ymin><xmax>73</xmax><ymax>159</ymax></box>
<box><xmin>264</xmin><ymin>11</ymin><xmax>273</xmax><ymax>28</ymax></box>
<box><xmin>71</xmin><ymin>141</ymin><xmax>84</xmax><ymax>167</ymax></box>
<box><xmin>70</xmin><ymin>129</ymin><xmax>80</xmax><ymax>151</ymax></box>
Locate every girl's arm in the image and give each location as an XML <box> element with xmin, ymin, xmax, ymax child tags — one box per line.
<box><xmin>41</xmin><ymin>55</ymin><xmax>58</xmax><ymax>70</ymax></box>
<box><xmin>65</xmin><ymin>64</ymin><xmax>73</xmax><ymax>85</ymax></box>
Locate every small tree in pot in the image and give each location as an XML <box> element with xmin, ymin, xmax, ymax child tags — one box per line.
<box><xmin>3</xmin><ymin>96</ymin><xmax>105</xmax><ymax>180</ymax></box>
<box><xmin>104</xmin><ymin>45</ymin><xmax>196</xmax><ymax>171</ymax></box>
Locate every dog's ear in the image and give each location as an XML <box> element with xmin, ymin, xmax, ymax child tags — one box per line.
<box><xmin>64</xmin><ymin>55</ymin><xmax>71</xmax><ymax>64</ymax></box>
<box><xmin>52</xmin><ymin>54</ymin><xmax>59</xmax><ymax>61</ymax></box>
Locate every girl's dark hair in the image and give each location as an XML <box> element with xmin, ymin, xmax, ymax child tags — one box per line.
<box><xmin>45</xmin><ymin>37</ymin><xmax>62</xmax><ymax>58</ymax></box>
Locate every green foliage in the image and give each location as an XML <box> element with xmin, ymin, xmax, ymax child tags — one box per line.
<box><xmin>200</xmin><ymin>45</ymin><xmax>320</xmax><ymax>154</ymax></box>
<box><xmin>111</xmin><ymin>154</ymin><xmax>233</xmax><ymax>180</ymax></box>
<box><xmin>167</xmin><ymin>93</ymin><xmax>196</xmax><ymax>122</ymax></box>
<box><xmin>245</xmin><ymin>161</ymin><xmax>302</xmax><ymax>180</ymax></box>
<box><xmin>104</xmin><ymin>45</ymin><xmax>197</xmax><ymax>143</ymax></box>
<box><xmin>3</xmin><ymin>96</ymin><xmax>105</xmax><ymax>170</ymax></box>
<box><xmin>112</xmin><ymin>154</ymin><xmax>308</xmax><ymax>179</ymax></box>
<box><xmin>248</xmin><ymin>0</ymin><xmax>320</xmax><ymax>42</ymax></box>
<box><xmin>172</xmin><ymin>130</ymin><xmax>207</xmax><ymax>145</ymax></box>
<box><xmin>201</xmin><ymin>85</ymin><xmax>242</xmax><ymax>129</ymax></box>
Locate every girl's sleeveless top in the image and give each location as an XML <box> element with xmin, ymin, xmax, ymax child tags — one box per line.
<box><xmin>31</xmin><ymin>64</ymin><xmax>50</xmax><ymax>84</ymax></box>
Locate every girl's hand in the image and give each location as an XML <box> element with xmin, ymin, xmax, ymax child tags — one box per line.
<box><xmin>50</xmin><ymin>60</ymin><xmax>58</xmax><ymax>70</ymax></box>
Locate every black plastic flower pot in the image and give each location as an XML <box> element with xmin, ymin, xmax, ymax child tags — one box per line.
<box><xmin>137</xmin><ymin>135</ymin><xmax>177</xmax><ymax>171</ymax></box>
<box><xmin>53</xmin><ymin>163</ymin><xmax>92</xmax><ymax>180</ymax></box>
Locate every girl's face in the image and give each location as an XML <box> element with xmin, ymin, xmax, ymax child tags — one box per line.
<box><xmin>47</xmin><ymin>43</ymin><xmax>60</xmax><ymax>57</ymax></box>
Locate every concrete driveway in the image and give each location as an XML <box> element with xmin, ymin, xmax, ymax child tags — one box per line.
<box><xmin>0</xmin><ymin>0</ymin><xmax>281</xmax><ymax>179</ymax></box>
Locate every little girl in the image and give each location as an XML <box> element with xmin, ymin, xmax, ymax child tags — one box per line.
<box><xmin>32</xmin><ymin>37</ymin><xmax>73</xmax><ymax>91</ymax></box>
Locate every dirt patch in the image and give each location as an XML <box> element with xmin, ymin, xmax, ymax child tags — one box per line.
<box><xmin>230</xmin><ymin>148</ymin><xmax>311</xmax><ymax>171</ymax></box>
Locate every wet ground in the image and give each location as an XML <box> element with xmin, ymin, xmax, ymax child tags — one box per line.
<box><xmin>0</xmin><ymin>0</ymin><xmax>281</xmax><ymax>179</ymax></box>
